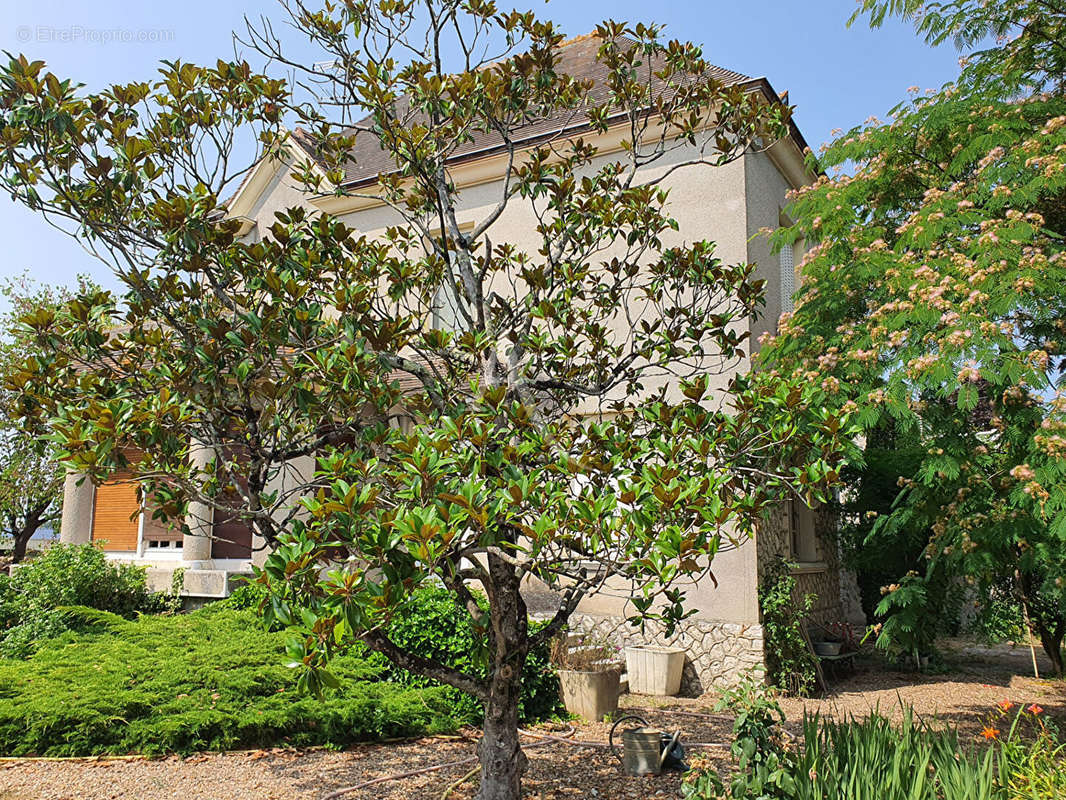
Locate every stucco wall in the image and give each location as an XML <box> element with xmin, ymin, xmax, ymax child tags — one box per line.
<box><xmin>744</xmin><ymin>147</ymin><xmax>802</xmax><ymax>356</ymax></box>
<box><xmin>239</xmin><ymin>136</ymin><xmax>799</xmax><ymax>647</ymax></box>
<box><xmin>68</xmin><ymin>122</ymin><xmax>815</xmax><ymax>625</ymax></box>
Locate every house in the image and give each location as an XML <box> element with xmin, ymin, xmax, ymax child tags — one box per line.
<box><xmin>56</xmin><ymin>34</ymin><xmax>863</xmax><ymax>688</ymax></box>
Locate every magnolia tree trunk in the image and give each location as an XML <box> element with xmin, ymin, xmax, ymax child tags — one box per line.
<box><xmin>478</xmin><ymin>549</ymin><xmax>530</xmax><ymax>800</ymax></box>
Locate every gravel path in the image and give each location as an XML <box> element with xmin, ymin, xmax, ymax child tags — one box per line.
<box><xmin>1</xmin><ymin>645</ymin><xmax>1063</xmax><ymax>800</ymax></box>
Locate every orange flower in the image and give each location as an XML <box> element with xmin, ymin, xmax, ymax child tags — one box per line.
<box><xmin>981</xmin><ymin>726</ymin><xmax>1000</xmax><ymax>741</ymax></box>
<box><xmin>1027</xmin><ymin>704</ymin><xmax>1044</xmax><ymax>715</ymax></box>
<box><xmin>997</xmin><ymin>700</ymin><xmax>1014</xmax><ymax>711</ymax></box>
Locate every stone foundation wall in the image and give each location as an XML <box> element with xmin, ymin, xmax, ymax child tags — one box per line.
<box><xmin>568</xmin><ymin>612</ymin><xmax>764</xmax><ymax>696</ymax></box>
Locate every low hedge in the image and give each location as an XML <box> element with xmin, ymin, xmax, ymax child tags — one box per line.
<box><xmin>0</xmin><ymin>605</ymin><xmax>458</xmax><ymax>756</ymax></box>
<box><xmin>355</xmin><ymin>584</ymin><xmax>564</xmax><ymax>724</ymax></box>
<box><xmin>0</xmin><ymin>544</ymin><xmax>176</xmax><ymax>658</ymax></box>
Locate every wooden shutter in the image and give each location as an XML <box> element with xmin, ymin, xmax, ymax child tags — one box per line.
<box><xmin>211</xmin><ymin>511</ymin><xmax>253</xmax><ymax>559</ymax></box>
<box><xmin>91</xmin><ymin>473</ymin><xmax>140</xmax><ymax>551</ymax></box>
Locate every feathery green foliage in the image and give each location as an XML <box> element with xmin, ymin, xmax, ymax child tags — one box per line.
<box><xmin>761</xmin><ymin>0</ymin><xmax>1066</xmax><ymax>673</ymax></box>
<box><xmin>0</xmin><ymin>605</ymin><xmax>458</xmax><ymax>757</ymax></box>
<box><xmin>0</xmin><ymin>543</ymin><xmax>171</xmax><ymax>658</ymax></box>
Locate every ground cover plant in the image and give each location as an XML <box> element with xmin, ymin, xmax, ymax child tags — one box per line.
<box><xmin>0</xmin><ymin>604</ymin><xmax>460</xmax><ymax>757</ymax></box>
<box><xmin>0</xmin><ymin>543</ymin><xmax>173</xmax><ymax>658</ymax></box>
<box><xmin>0</xmin><ymin>574</ymin><xmax>560</xmax><ymax>757</ymax></box>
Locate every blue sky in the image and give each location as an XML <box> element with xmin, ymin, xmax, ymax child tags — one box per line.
<box><xmin>0</xmin><ymin>1</ymin><xmax>964</xmax><ymax>304</ymax></box>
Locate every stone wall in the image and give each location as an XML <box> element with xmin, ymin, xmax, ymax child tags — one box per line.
<box><xmin>568</xmin><ymin>612</ymin><xmax>764</xmax><ymax>696</ymax></box>
<box><xmin>755</xmin><ymin>502</ymin><xmax>847</xmax><ymax>628</ymax></box>
<box><xmin>539</xmin><ymin>504</ymin><xmax>867</xmax><ymax>696</ymax></box>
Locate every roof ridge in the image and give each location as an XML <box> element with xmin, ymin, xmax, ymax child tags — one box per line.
<box><xmin>554</xmin><ymin>31</ymin><xmax>602</xmax><ymax>49</ymax></box>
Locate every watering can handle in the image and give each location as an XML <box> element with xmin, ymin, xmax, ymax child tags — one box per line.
<box><xmin>659</xmin><ymin>729</ymin><xmax>682</xmax><ymax>770</ymax></box>
<box><xmin>608</xmin><ymin>714</ymin><xmax>649</xmax><ymax>764</ymax></box>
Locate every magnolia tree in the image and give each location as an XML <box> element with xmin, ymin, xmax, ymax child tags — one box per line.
<box><xmin>0</xmin><ymin>3</ymin><xmax>851</xmax><ymax>797</ymax></box>
<box><xmin>0</xmin><ymin>56</ymin><xmax>400</xmax><ymax>548</ymax></box>
<box><xmin>761</xmin><ymin>0</ymin><xmax>1066</xmax><ymax>672</ymax></box>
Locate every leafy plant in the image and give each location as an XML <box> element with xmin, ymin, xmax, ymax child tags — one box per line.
<box><xmin>681</xmin><ymin>673</ymin><xmax>797</xmax><ymax>800</ymax></box>
<box><xmin>0</xmin><ymin>543</ymin><xmax>170</xmax><ymax>658</ymax></box>
<box><xmin>874</xmin><ymin>571</ymin><xmax>939</xmax><ymax>667</ymax></box>
<box><xmin>218</xmin><ymin>578</ymin><xmax>270</xmax><ymax>613</ymax></box>
<box><xmin>685</xmin><ymin>703</ymin><xmax>1003</xmax><ymax>800</ymax></box>
<box><xmin>981</xmin><ymin>700</ymin><xmax>1066</xmax><ymax>800</ymax></box>
<box><xmin>789</xmin><ymin>709</ymin><xmax>999</xmax><ymax>800</ymax></box>
<box><xmin>968</xmin><ymin>588</ymin><xmax>1026</xmax><ymax>645</ymax></box>
<box><xmin>759</xmin><ymin>559</ymin><xmax>817</xmax><ymax>696</ymax></box>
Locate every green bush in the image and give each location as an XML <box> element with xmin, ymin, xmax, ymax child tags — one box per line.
<box><xmin>968</xmin><ymin>589</ymin><xmax>1025</xmax><ymax>645</ymax></box>
<box><xmin>995</xmin><ymin>704</ymin><xmax>1066</xmax><ymax>800</ymax></box>
<box><xmin>759</xmin><ymin>559</ymin><xmax>817</xmax><ymax>696</ymax></box>
<box><xmin>681</xmin><ymin>674</ymin><xmax>797</xmax><ymax>799</ymax></box>
<box><xmin>354</xmin><ymin>584</ymin><xmax>563</xmax><ymax>724</ymax></box>
<box><xmin>0</xmin><ymin>605</ymin><xmax>458</xmax><ymax>756</ymax></box>
<box><xmin>0</xmin><ymin>544</ymin><xmax>173</xmax><ymax>658</ymax></box>
<box><xmin>874</xmin><ymin>571</ymin><xmax>941</xmax><ymax>666</ymax></box>
<box><xmin>218</xmin><ymin>578</ymin><xmax>271</xmax><ymax>612</ymax></box>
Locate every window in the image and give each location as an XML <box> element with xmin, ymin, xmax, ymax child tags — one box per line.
<box><xmin>780</xmin><ymin>239</ymin><xmax>795</xmax><ymax>315</ymax></box>
<box><xmin>787</xmin><ymin>498</ymin><xmax>820</xmax><ymax>563</ymax></box>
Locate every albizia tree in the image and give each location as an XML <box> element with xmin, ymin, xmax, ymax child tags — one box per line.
<box><xmin>1</xmin><ymin>3</ymin><xmax>851</xmax><ymax>796</ymax></box>
<box><xmin>762</xmin><ymin>0</ymin><xmax>1066</xmax><ymax>672</ymax></box>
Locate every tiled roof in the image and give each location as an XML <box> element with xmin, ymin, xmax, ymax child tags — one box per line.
<box><xmin>293</xmin><ymin>34</ymin><xmax>756</xmax><ymax>188</ymax></box>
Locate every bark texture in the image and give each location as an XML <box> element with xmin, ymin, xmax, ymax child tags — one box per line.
<box><xmin>477</xmin><ymin>547</ymin><xmax>530</xmax><ymax>800</ymax></box>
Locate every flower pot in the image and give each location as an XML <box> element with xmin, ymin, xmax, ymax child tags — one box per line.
<box><xmin>813</xmin><ymin>641</ymin><xmax>843</xmax><ymax>657</ymax></box>
<box><xmin>557</xmin><ymin>668</ymin><xmax>621</xmax><ymax>721</ymax></box>
<box><xmin>625</xmin><ymin>645</ymin><xmax>686</xmax><ymax>696</ymax></box>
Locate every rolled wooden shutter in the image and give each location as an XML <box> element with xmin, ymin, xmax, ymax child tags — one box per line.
<box><xmin>211</xmin><ymin>512</ymin><xmax>253</xmax><ymax>559</ymax></box>
<box><xmin>91</xmin><ymin>473</ymin><xmax>140</xmax><ymax>551</ymax></box>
